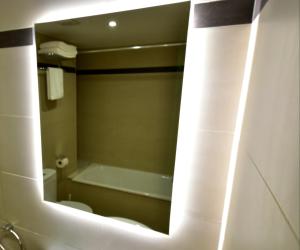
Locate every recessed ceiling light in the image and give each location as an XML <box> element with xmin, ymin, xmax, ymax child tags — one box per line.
<box><xmin>108</xmin><ymin>20</ymin><xmax>117</xmax><ymax>28</ymax></box>
<box><xmin>132</xmin><ymin>46</ymin><xmax>141</xmax><ymax>49</ymax></box>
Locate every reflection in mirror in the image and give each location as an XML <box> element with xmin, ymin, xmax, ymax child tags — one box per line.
<box><xmin>36</xmin><ymin>2</ymin><xmax>190</xmax><ymax>234</ymax></box>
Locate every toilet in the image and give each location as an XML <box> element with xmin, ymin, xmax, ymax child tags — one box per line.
<box><xmin>109</xmin><ymin>217</ymin><xmax>150</xmax><ymax>229</ymax></box>
<box><xmin>43</xmin><ymin>168</ymin><xmax>93</xmax><ymax>213</ymax></box>
<box><xmin>44</xmin><ymin>168</ymin><xmax>149</xmax><ymax>228</ymax></box>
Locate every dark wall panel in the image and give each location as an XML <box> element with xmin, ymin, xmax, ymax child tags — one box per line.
<box><xmin>0</xmin><ymin>28</ymin><xmax>33</xmax><ymax>48</ymax></box>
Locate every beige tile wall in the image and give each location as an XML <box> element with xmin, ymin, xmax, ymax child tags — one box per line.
<box><xmin>0</xmin><ymin>1</ymin><xmax>251</xmax><ymax>249</ymax></box>
<box><xmin>0</xmin><ymin>219</ymin><xmax>78</xmax><ymax>250</ymax></box>
<box><xmin>0</xmin><ymin>177</ymin><xmax>3</xmax><ymax>219</ymax></box>
<box><xmin>77</xmin><ymin>47</ymin><xmax>185</xmax><ymax>175</ymax></box>
<box><xmin>38</xmin><ymin>72</ymin><xmax>77</xmax><ymax>199</ymax></box>
<box><xmin>77</xmin><ymin>46</ymin><xmax>186</xmax><ymax>70</ymax></box>
<box><xmin>223</xmin><ymin>0</ymin><xmax>299</xmax><ymax>249</ymax></box>
<box><xmin>224</xmin><ymin>150</ymin><xmax>299</xmax><ymax>250</ymax></box>
<box><xmin>77</xmin><ymin>72</ymin><xmax>183</xmax><ymax>175</ymax></box>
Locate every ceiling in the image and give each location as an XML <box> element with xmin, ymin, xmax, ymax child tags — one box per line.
<box><xmin>35</xmin><ymin>2</ymin><xmax>190</xmax><ymax>51</ymax></box>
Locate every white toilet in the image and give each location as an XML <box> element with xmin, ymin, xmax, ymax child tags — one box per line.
<box><xmin>43</xmin><ymin>168</ymin><xmax>93</xmax><ymax>213</ymax></box>
<box><xmin>44</xmin><ymin>168</ymin><xmax>149</xmax><ymax>228</ymax></box>
<box><xmin>109</xmin><ymin>217</ymin><xmax>150</xmax><ymax>229</ymax></box>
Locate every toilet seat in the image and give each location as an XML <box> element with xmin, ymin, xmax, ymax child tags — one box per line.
<box><xmin>109</xmin><ymin>217</ymin><xmax>150</xmax><ymax>229</ymax></box>
<box><xmin>58</xmin><ymin>201</ymin><xmax>93</xmax><ymax>213</ymax></box>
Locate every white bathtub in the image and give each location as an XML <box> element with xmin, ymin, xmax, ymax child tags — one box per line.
<box><xmin>71</xmin><ymin>163</ymin><xmax>173</xmax><ymax>201</ymax></box>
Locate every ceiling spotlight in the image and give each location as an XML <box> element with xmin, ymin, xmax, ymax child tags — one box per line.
<box><xmin>108</xmin><ymin>20</ymin><xmax>117</xmax><ymax>28</ymax></box>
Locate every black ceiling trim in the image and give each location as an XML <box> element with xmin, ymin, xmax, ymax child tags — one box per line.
<box><xmin>37</xmin><ymin>63</ymin><xmax>76</xmax><ymax>74</ymax></box>
<box><xmin>194</xmin><ymin>0</ymin><xmax>269</xmax><ymax>28</ymax></box>
<box><xmin>77</xmin><ymin>66</ymin><xmax>184</xmax><ymax>75</ymax></box>
<box><xmin>0</xmin><ymin>28</ymin><xmax>33</xmax><ymax>48</ymax></box>
<box><xmin>37</xmin><ymin>63</ymin><xmax>183</xmax><ymax>75</ymax></box>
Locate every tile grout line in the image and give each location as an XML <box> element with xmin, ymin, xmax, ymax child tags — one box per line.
<box><xmin>247</xmin><ymin>152</ymin><xmax>300</xmax><ymax>244</ymax></box>
<box><xmin>0</xmin><ymin>114</ymin><xmax>33</xmax><ymax>119</ymax></box>
<box><xmin>1</xmin><ymin>171</ymin><xmax>37</xmax><ymax>181</ymax></box>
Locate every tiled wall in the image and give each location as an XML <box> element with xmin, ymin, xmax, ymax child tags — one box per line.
<box><xmin>38</xmin><ymin>72</ymin><xmax>77</xmax><ymax>200</ymax></box>
<box><xmin>77</xmin><ymin>72</ymin><xmax>183</xmax><ymax>175</ymax></box>
<box><xmin>77</xmin><ymin>47</ymin><xmax>184</xmax><ymax>175</ymax></box>
<box><xmin>223</xmin><ymin>0</ymin><xmax>299</xmax><ymax>249</ymax></box>
<box><xmin>0</xmin><ymin>1</ymin><xmax>252</xmax><ymax>249</ymax></box>
<box><xmin>77</xmin><ymin>46</ymin><xmax>186</xmax><ymax>69</ymax></box>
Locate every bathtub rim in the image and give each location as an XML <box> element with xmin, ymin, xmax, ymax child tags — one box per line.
<box><xmin>69</xmin><ymin>162</ymin><xmax>173</xmax><ymax>202</ymax></box>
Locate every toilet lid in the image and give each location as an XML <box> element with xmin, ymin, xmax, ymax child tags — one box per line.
<box><xmin>58</xmin><ymin>201</ymin><xmax>93</xmax><ymax>213</ymax></box>
<box><xmin>109</xmin><ymin>217</ymin><xmax>150</xmax><ymax>229</ymax></box>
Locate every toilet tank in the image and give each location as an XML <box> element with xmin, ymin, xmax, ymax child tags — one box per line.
<box><xmin>43</xmin><ymin>168</ymin><xmax>57</xmax><ymax>202</ymax></box>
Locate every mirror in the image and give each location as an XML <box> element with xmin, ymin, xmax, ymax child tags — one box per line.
<box><xmin>35</xmin><ymin>2</ymin><xmax>190</xmax><ymax>234</ymax></box>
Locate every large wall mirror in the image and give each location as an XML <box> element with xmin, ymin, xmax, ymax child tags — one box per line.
<box><xmin>35</xmin><ymin>2</ymin><xmax>190</xmax><ymax>234</ymax></box>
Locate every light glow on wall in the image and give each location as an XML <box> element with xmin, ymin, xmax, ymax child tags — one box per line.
<box><xmin>30</xmin><ymin>0</ymin><xmax>255</xmax><ymax>244</ymax></box>
<box><xmin>30</xmin><ymin>35</ymin><xmax>44</xmax><ymax>197</ymax></box>
<box><xmin>217</xmin><ymin>15</ymin><xmax>260</xmax><ymax>250</ymax></box>
<box><xmin>46</xmin><ymin>201</ymin><xmax>168</xmax><ymax>238</ymax></box>
<box><xmin>168</xmin><ymin>2</ymin><xmax>210</xmax><ymax>234</ymax></box>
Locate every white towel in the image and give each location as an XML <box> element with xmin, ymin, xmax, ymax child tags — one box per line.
<box><xmin>39</xmin><ymin>47</ymin><xmax>77</xmax><ymax>58</ymax></box>
<box><xmin>40</xmin><ymin>41</ymin><xmax>77</xmax><ymax>52</ymax></box>
<box><xmin>46</xmin><ymin>67</ymin><xmax>64</xmax><ymax>100</ymax></box>
<box><xmin>39</xmin><ymin>41</ymin><xmax>77</xmax><ymax>59</ymax></box>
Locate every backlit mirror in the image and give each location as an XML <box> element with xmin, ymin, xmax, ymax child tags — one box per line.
<box><xmin>35</xmin><ymin>2</ymin><xmax>190</xmax><ymax>234</ymax></box>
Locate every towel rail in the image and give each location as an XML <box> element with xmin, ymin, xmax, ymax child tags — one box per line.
<box><xmin>0</xmin><ymin>223</ymin><xmax>24</xmax><ymax>250</ymax></box>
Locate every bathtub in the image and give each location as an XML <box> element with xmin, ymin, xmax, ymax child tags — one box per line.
<box><xmin>70</xmin><ymin>163</ymin><xmax>173</xmax><ymax>201</ymax></box>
